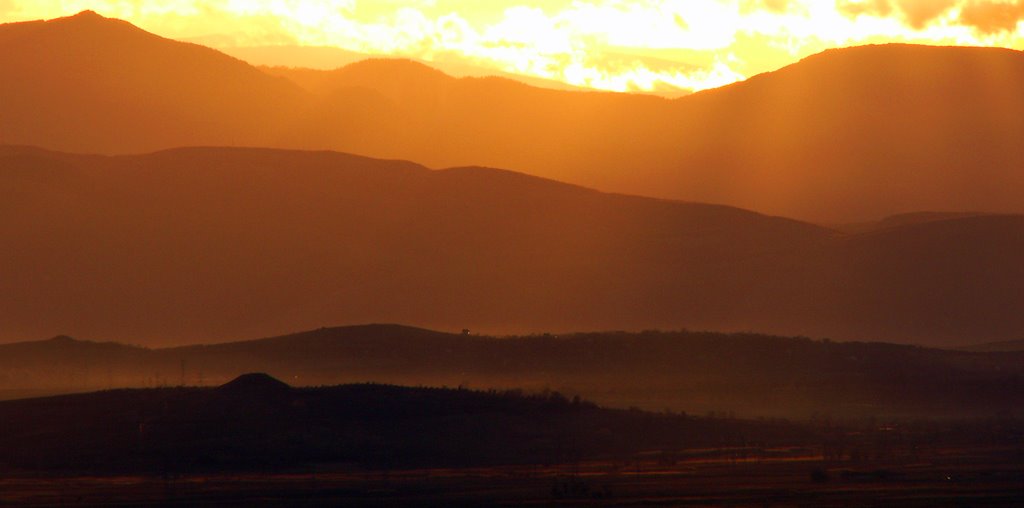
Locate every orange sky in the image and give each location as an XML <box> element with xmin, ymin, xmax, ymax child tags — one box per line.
<box><xmin>1</xmin><ymin>1</ymin><xmax>1022</xmax><ymax>93</ymax></box>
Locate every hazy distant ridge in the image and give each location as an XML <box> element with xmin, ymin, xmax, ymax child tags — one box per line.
<box><xmin>2</xmin><ymin>145</ymin><xmax>1023</xmax><ymax>347</ymax></box>
<box><xmin>2</xmin><ymin>324</ymin><xmax>1023</xmax><ymax>418</ymax></box>
<box><xmin>2</xmin><ymin>12</ymin><xmax>1024</xmax><ymax>221</ymax></box>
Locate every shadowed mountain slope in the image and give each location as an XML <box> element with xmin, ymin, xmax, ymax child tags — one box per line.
<box><xmin>2</xmin><ymin>145</ymin><xmax>1023</xmax><ymax>347</ymax></box>
<box><xmin>3</xmin><ymin>13</ymin><xmax>1023</xmax><ymax>221</ymax></box>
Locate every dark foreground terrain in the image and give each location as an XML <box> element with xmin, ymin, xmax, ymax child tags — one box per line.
<box><xmin>0</xmin><ymin>374</ymin><xmax>812</xmax><ymax>473</ymax></box>
<box><xmin>2</xmin><ymin>449</ymin><xmax>1022</xmax><ymax>507</ymax></box>
<box><xmin>0</xmin><ymin>375</ymin><xmax>1021</xmax><ymax>506</ymax></box>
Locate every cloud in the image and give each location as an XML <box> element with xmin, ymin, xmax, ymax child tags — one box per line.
<box><xmin>834</xmin><ymin>0</ymin><xmax>889</xmax><ymax>18</ymax></box>
<box><xmin>837</xmin><ymin>0</ymin><xmax>958</xmax><ymax>28</ymax></box>
<box><xmin>897</xmin><ymin>0</ymin><xmax>959</xmax><ymax>27</ymax></box>
<box><xmin>959</xmin><ymin>0</ymin><xmax>1024</xmax><ymax>33</ymax></box>
<box><xmin>838</xmin><ymin>0</ymin><xmax>1024</xmax><ymax>33</ymax></box>
<box><xmin>742</xmin><ymin>0</ymin><xmax>798</xmax><ymax>13</ymax></box>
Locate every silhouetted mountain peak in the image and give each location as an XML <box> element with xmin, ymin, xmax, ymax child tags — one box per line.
<box><xmin>68</xmin><ymin>10</ymin><xmax>103</xmax><ymax>20</ymax></box>
<box><xmin>44</xmin><ymin>9</ymin><xmax>146</xmax><ymax>36</ymax></box>
<box><xmin>0</xmin><ymin>10</ymin><xmax>204</xmax><ymax>62</ymax></box>
<box><xmin>328</xmin><ymin>58</ymin><xmax>455</xmax><ymax>96</ymax></box>
<box><xmin>47</xmin><ymin>335</ymin><xmax>77</xmax><ymax>343</ymax></box>
<box><xmin>340</xmin><ymin>58</ymin><xmax>451</xmax><ymax>79</ymax></box>
<box><xmin>218</xmin><ymin>373</ymin><xmax>292</xmax><ymax>397</ymax></box>
<box><xmin>0</xmin><ymin>12</ymin><xmax>306</xmax><ymax>154</ymax></box>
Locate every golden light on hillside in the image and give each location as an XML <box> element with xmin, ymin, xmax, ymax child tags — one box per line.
<box><xmin>1</xmin><ymin>0</ymin><xmax>1023</xmax><ymax>93</ymax></box>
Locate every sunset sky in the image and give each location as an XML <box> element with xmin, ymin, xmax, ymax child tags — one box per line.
<box><xmin>1</xmin><ymin>1</ymin><xmax>1023</xmax><ymax>92</ymax></box>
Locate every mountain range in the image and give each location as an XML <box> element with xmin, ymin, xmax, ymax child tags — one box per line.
<box><xmin>4</xmin><ymin>9</ymin><xmax>1024</xmax><ymax>506</ymax></box>
<box><xmin>2</xmin><ymin>11</ymin><xmax>1023</xmax><ymax>222</ymax></box>
<box><xmin>3</xmin><ymin>145</ymin><xmax>1023</xmax><ymax>346</ymax></box>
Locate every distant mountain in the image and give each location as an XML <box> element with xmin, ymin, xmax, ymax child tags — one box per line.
<box><xmin>674</xmin><ymin>44</ymin><xmax>1024</xmax><ymax>221</ymax></box>
<box><xmin>0</xmin><ymin>334</ymin><xmax>153</xmax><ymax>391</ymax></box>
<box><xmin>0</xmin><ymin>11</ymin><xmax>305</xmax><ymax>153</ymax></box>
<box><xmin>3</xmin><ymin>325</ymin><xmax>1024</xmax><ymax>419</ymax></box>
<box><xmin>296</xmin><ymin>44</ymin><xmax>1024</xmax><ymax>222</ymax></box>
<box><xmin>3</xmin><ymin>13</ymin><xmax>1023</xmax><ymax>221</ymax></box>
<box><xmin>219</xmin><ymin>44</ymin><xmax>369</xmax><ymax>70</ymax></box>
<box><xmin>2</xmin><ymin>145</ymin><xmax>1023</xmax><ymax>347</ymax></box>
<box><xmin>0</xmin><ymin>145</ymin><xmax>827</xmax><ymax>344</ymax></box>
<box><xmin>236</xmin><ymin>45</ymin><xmax>587</xmax><ymax>91</ymax></box>
<box><xmin>271</xmin><ymin>57</ymin><xmax>677</xmax><ymax>190</ymax></box>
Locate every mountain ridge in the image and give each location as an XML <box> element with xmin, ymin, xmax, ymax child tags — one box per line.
<box><xmin>2</xmin><ymin>145</ymin><xmax>1021</xmax><ymax>347</ymax></box>
<box><xmin>4</xmin><ymin>13</ymin><xmax>1024</xmax><ymax>221</ymax></box>
<box><xmin>0</xmin><ymin>11</ymin><xmax>306</xmax><ymax>154</ymax></box>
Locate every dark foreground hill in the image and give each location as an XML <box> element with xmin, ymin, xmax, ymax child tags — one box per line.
<box><xmin>4</xmin><ymin>12</ymin><xmax>1024</xmax><ymax>222</ymax></box>
<box><xmin>2</xmin><ymin>145</ymin><xmax>1024</xmax><ymax>347</ymax></box>
<box><xmin>3</xmin><ymin>325</ymin><xmax>1023</xmax><ymax>419</ymax></box>
<box><xmin>0</xmin><ymin>374</ymin><xmax>811</xmax><ymax>473</ymax></box>
<box><xmin>2</xmin><ymin>378</ymin><xmax>1022</xmax><ymax>506</ymax></box>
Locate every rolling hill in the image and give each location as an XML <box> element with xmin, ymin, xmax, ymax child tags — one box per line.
<box><xmin>2</xmin><ymin>12</ymin><xmax>1024</xmax><ymax>222</ymax></box>
<box><xmin>2</xmin><ymin>145</ymin><xmax>1023</xmax><ymax>347</ymax></box>
<box><xmin>2</xmin><ymin>325</ymin><xmax>1024</xmax><ymax>419</ymax></box>
<box><xmin>0</xmin><ymin>373</ymin><xmax>818</xmax><ymax>474</ymax></box>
